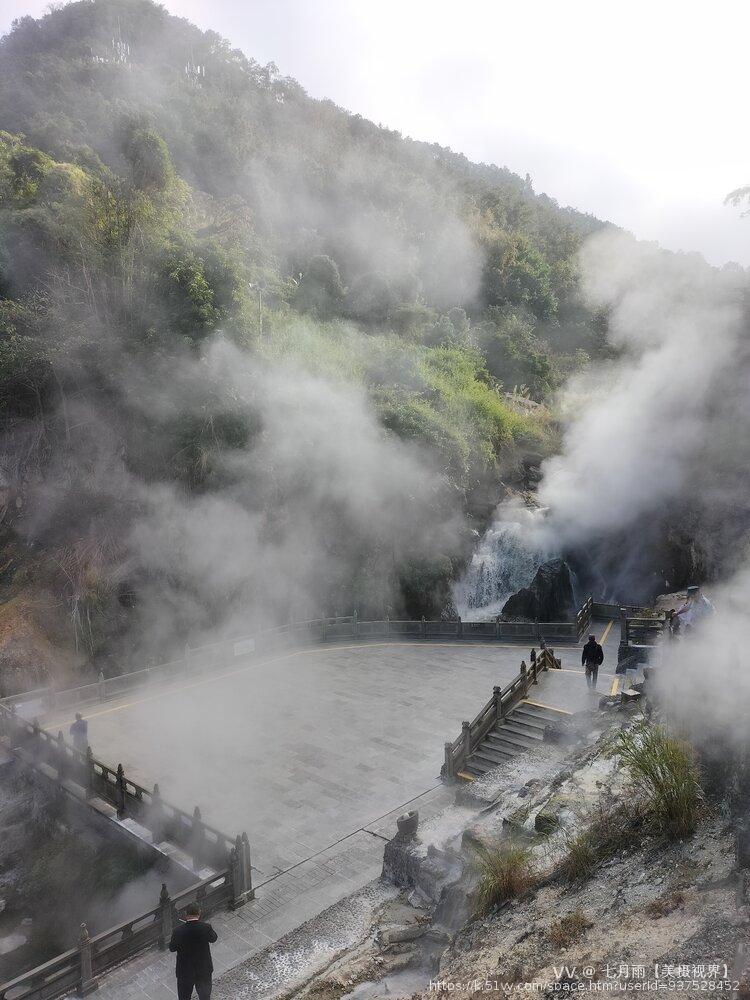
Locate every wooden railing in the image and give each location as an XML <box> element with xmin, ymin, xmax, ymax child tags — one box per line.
<box><xmin>0</xmin><ymin>866</ymin><xmax>247</xmax><ymax>1000</ymax></box>
<box><xmin>442</xmin><ymin>646</ymin><xmax>559</xmax><ymax>779</ymax></box>
<box><xmin>576</xmin><ymin>597</ymin><xmax>593</xmax><ymax>637</ymax></box>
<box><xmin>621</xmin><ymin>613</ymin><xmax>666</xmax><ymax>648</ymax></box>
<box><xmin>0</xmin><ymin>705</ymin><xmax>238</xmax><ymax>873</ymax></box>
<box><xmin>1</xmin><ymin>602</ymin><xmax>596</xmax><ymax>723</ymax></box>
<box><xmin>0</xmin><ymin>706</ymin><xmax>253</xmax><ymax>1000</ymax></box>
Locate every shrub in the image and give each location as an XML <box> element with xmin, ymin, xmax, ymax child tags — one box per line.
<box><xmin>560</xmin><ymin>800</ymin><xmax>642</xmax><ymax>883</ymax></box>
<box><xmin>548</xmin><ymin>910</ymin><xmax>592</xmax><ymax>949</ymax></box>
<box><xmin>612</xmin><ymin>723</ymin><xmax>704</xmax><ymax>839</ymax></box>
<box><xmin>562</xmin><ymin>829</ymin><xmax>598</xmax><ymax>883</ymax></box>
<box><xmin>644</xmin><ymin>889</ymin><xmax>685</xmax><ymax>919</ymax></box>
<box><xmin>474</xmin><ymin>841</ymin><xmax>536</xmax><ymax>916</ymax></box>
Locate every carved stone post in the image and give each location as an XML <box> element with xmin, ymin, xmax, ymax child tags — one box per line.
<box><xmin>115</xmin><ymin>763</ymin><xmax>126</xmax><ymax>819</ymax></box>
<box><xmin>57</xmin><ymin>730</ymin><xmax>67</xmax><ymax>782</ymax></box>
<box><xmin>353</xmin><ymin>610</ymin><xmax>359</xmax><ymax>639</ymax></box>
<box><xmin>150</xmin><ymin>784</ymin><xmax>164</xmax><ymax>844</ymax></box>
<box><xmin>443</xmin><ymin>741</ymin><xmax>453</xmax><ymax>779</ymax></box>
<box><xmin>98</xmin><ymin>671</ymin><xmax>106</xmax><ymax>702</ymax></box>
<box><xmin>31</xmin><ymin>717</ymin><xmax>41</xmax><ymax>759</ymax></box>
<box><xmin>85</xmin><ymin>746</ymin><xmax>95</xmax><ymax>800</ymax></box>
<box><xmin>520</xmin><ymin>660</ymin><xmax>528</xmax><ymax>692</ymax></box>
<box><xmin>158</xmin><ymin>884</ymin><xmax>173</xmax><ymax>949</ymax></box>
<box><xmin>242</xmin><ymin>832</ymin><xmax>254</xmax><ymax>899</ymax></box>
<box><xmin>461</xmin><ymin>720</ymin><xmax>471</xmax><ymax>768</ymax></box>
<box><xmin>230</xmin><ymin>835</ymin><xmax>251</xmax><ymax>909</ymax></box>
<box><xmin>78</xmin><ymin>922</ymin><xmax>98</xmax><ymax>995</ymax></box>
<box><xmin>191</xmin><ymin>807</ymin><xmax>205</xmax><ymax>871</ymax></box>
<box><xmin>493</xmin><ymin>685</ymin><xmax>502</xmax><ymax>721</ymax></box>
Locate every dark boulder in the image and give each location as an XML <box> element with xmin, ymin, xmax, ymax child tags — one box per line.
<box><xmin>501</xmin><ymin>558</ymin><xmax>575</xmax><ymax>622</ymax></box>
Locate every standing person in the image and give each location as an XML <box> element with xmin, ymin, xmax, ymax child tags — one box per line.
<box><xmin>581</xmin><ymin>633</ymin><xmax>604</xmax><ymax>690</ymax></box>
<box><xmin>169</xmin><ymin>902</ymin><xmax>218</xmax><ymax>1000</ymax></box>
<box><xmin>666</xmin><ymin>608</ymin><xmax>680</xmax><ymax>639</ymax></box>
<box><xmin>674</xmin><ymin>585</ymin><xmax>714</xmax><ymax>632</ymax></box>
<box><xmin>69</xmin><ymin>712</ymin><xmax>88</xmax><ymax>751</ymax></box>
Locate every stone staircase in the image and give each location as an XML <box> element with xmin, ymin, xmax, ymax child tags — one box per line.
<box><xmin>457</xmin><ymin>699</ymin><xmax>570</xmax><ymax>780</ymax></box>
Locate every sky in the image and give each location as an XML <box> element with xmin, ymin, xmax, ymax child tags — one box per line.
<box><xmin>3</xmin><ymin>0</ymin><xmax>749</xmax><ymax>266</ymax></box>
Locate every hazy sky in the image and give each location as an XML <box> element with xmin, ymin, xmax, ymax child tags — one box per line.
<box><xmin>3</xmin><ymin>0</ymin><xmax>749</xmax><ymax>265</ymax></box>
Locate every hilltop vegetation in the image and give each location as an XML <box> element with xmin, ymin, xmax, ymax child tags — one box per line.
<box><xmin>0</xmin><ymin>0</ymin><xmax>613</xmax><ymax>682</ymax></box>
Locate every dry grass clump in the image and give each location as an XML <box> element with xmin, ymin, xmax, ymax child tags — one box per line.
<box><xmin>474</xmin><ymin>841</ymin><xmax>536</xmax><ymax>916</ymax></box>
<box><xmin>548</xmin><ymin>909</ymin><xmax>593</xmax><ymax>948</ymax></box>
<box><xmin>561</xmin><ymin>800</ymin><xmax>639</xmax><ymax>883</ymax></box>
<box><xmin>612</xmin><ymin>722</ymin><xmax>704</xmax><ymax>839</ymax></box>
<box><xmin>644</xmin><ymin>889</ymin><xmax>686</xmax><ymax>919</ymax></box>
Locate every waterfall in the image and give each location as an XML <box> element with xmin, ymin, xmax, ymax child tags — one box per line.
<box><xmin>453</xmin><ymin>507</ymin><xmax>555</xmax><ymax>620</ymax></box>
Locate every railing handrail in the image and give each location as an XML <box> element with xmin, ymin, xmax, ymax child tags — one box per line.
<box><xmin>0</xmin><ymin>603</ymin><xmax>595</xmax><ymax>712</ymax></box>
<box><xmin>2</xmin><ymin>704</ymin><xmax>233</xmax><ymax>847</ymax></box>
<box><xmin>443</xmin><ymin>647</ymin><xmax>557</xmax><ymax>777</ymax></box>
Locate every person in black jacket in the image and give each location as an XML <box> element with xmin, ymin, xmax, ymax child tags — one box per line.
<box><xmin>581</xmin><ymin>634</ymin><xmax>604</xmax><ymax>690</ymax></box>
<box><xmin>169</xmin><ymin>902</ymin><xmax>218</xmax><ymax>999</ymax></box>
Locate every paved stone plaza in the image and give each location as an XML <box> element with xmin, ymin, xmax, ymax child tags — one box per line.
<box><xmin>43</xmin><ymin>628</ymin><xmax>619</xmax><ymax>998</ymax></box>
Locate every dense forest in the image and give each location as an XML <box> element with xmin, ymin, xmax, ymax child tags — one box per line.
<box><xmin>0</xmin><ymin>0</ymin><xmax>616</xmax><ymax>688</ymax></box>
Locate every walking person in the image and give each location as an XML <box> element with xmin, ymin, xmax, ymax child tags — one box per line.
<box><xmin>581</xmin><ymin>633</ymin><xmax>604</xmax><ymax>690</ymax></box>
<box><xmin>169</xmin><ymin>901</ymin><xmax>218</xmax><ymax>1000</ymax></box>
<box><xmin>69</xmin><ymin>712</ymin><xmax>88</xmax><ymax>751</ymax></box>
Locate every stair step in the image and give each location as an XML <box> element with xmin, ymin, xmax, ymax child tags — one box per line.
<box><xmin>485</xmin><ymin>737</ymin><xmax>526</xmax><ymax>757</ymax></box>
<box><xmin>488</xmin><ymin>727</ymin><xmax>541</xmax><ymax>751</ymax></box>
<box><xmin>513</xmin><ymin>705</ymin><xmax>564</xmax><ymax>726</ymax></box>
<box><xmin>507</xmin><ymin>709</ymin><xmax>549</xmax><ymax>732</ymax></box>
<box><xmin>463</xmin><ymin>763</ymin><xmax>488</xmax><ymax>777</ymax></box>
<box><xmin>520</xmin><ymin>700</ymin><xmax>570</xmax><ymax>720</ymax></box>
<box><xmin>497</xmin><ymin>720</ymin><xmax>545</xmax><ymax>741</ymax></box>
<box><xmin>465</xmin><ymin>759</ymin><xmax>493</xmax><ymax>776</ymax></box>
<box><xmin>474</xmin><ymin>745</ymin><xmax>516</xmax><ymax>767</ymax></box>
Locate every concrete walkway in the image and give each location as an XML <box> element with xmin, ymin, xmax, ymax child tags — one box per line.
<box><xmin>48</xmin><ymin>628</ymin><xmax>620</xmax><ymax>998</ymax></box>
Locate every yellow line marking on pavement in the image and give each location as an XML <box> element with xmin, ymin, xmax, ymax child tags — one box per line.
<box><xmin>600</xmin><ymin>620</ymin><xmax>613</xmax><ymax>645</ymax></box>
<box><xmin>522</xmin><ymin>699</ymin><xmax>573</xmax><ymax>716</ymax></box>
<box><xmin>47</xmin><ymin>640</ymin><xmax>550</xmax><ymax>728</ymax></box>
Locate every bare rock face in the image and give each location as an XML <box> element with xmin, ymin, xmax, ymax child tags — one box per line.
<box><xmin>501</xmin><ymin>558</ymin><xmax>575</xmax><ymax>622</ymax></box>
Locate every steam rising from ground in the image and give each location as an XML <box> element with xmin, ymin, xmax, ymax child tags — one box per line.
<box><xmin>119</xmin><ymin>338</ymin><xmax>460</xmax><ymax>650</ymax></box>
<box><xmin>460</xmin><ymin>229</ymin><xmax>750</xmax><ymax>611</ymax></box>
<box><xmin>654</xmin><ymin>569</ymin><xmax>750</xmax><ymax>734</ymax></box>
<box><xmin>539</xmin><ymin>230</ymin><xmax>746</xmax><ymax>548</ymax></box>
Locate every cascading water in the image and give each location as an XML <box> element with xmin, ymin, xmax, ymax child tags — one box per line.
<box><xmin>453</xmin><ymin>506</ymin><xmax>556</xmax><ymax>620</ymax></box>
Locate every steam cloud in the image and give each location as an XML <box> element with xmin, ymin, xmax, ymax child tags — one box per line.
<box><xmin>539</xmin><ymin>230</ymin><xmax>746</xmax><ymax>552</ymax></box>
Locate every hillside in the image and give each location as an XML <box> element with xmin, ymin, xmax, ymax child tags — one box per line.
<box><xmin>0</xmin><ymin>0</ymin><xmax>615</xmax><ymax>688</ymax></box>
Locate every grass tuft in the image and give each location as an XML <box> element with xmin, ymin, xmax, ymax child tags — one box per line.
<box><xmin>644</xmin><ymin>889</ymin><xmax>686</xmax><ymax>919</ymax></box>
<box><xmin>560</xmin><ymin>800</ymin><xmax>639</xmax><ymax>883</ymax></box>
<box><xmin>612</xmin><ymin>723</ymin><xmax>704</xmax><ymax>839</ymax></box>
<box><xmin>548</xmin><ymin>909</ymin><xmax>593</xmax><ymax>948</ymax></box>
<box><xmin>473</xmin><ymin>841</ymin><xmax>536</xmax><ymax>916</ymax></box>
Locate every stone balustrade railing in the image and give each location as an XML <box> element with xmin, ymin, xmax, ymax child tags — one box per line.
<box><xmin>0</xmin><ymin>705</ymin><xmax>253</xmax><ymax>1000</ymax></box>
<box><xmin>0</xmin><ymin>866</ymin><xmax>246</xmax><ymax>1000</ymax></box>
<box><xmin>1</xmin><ymin>602</ymin><xmax>597</xmax><ymax>722</ymax></box>
<box><xmin>442</xmin><ymin>646</ymin><xmax>559</xmax><ymax>779</ymax></box>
